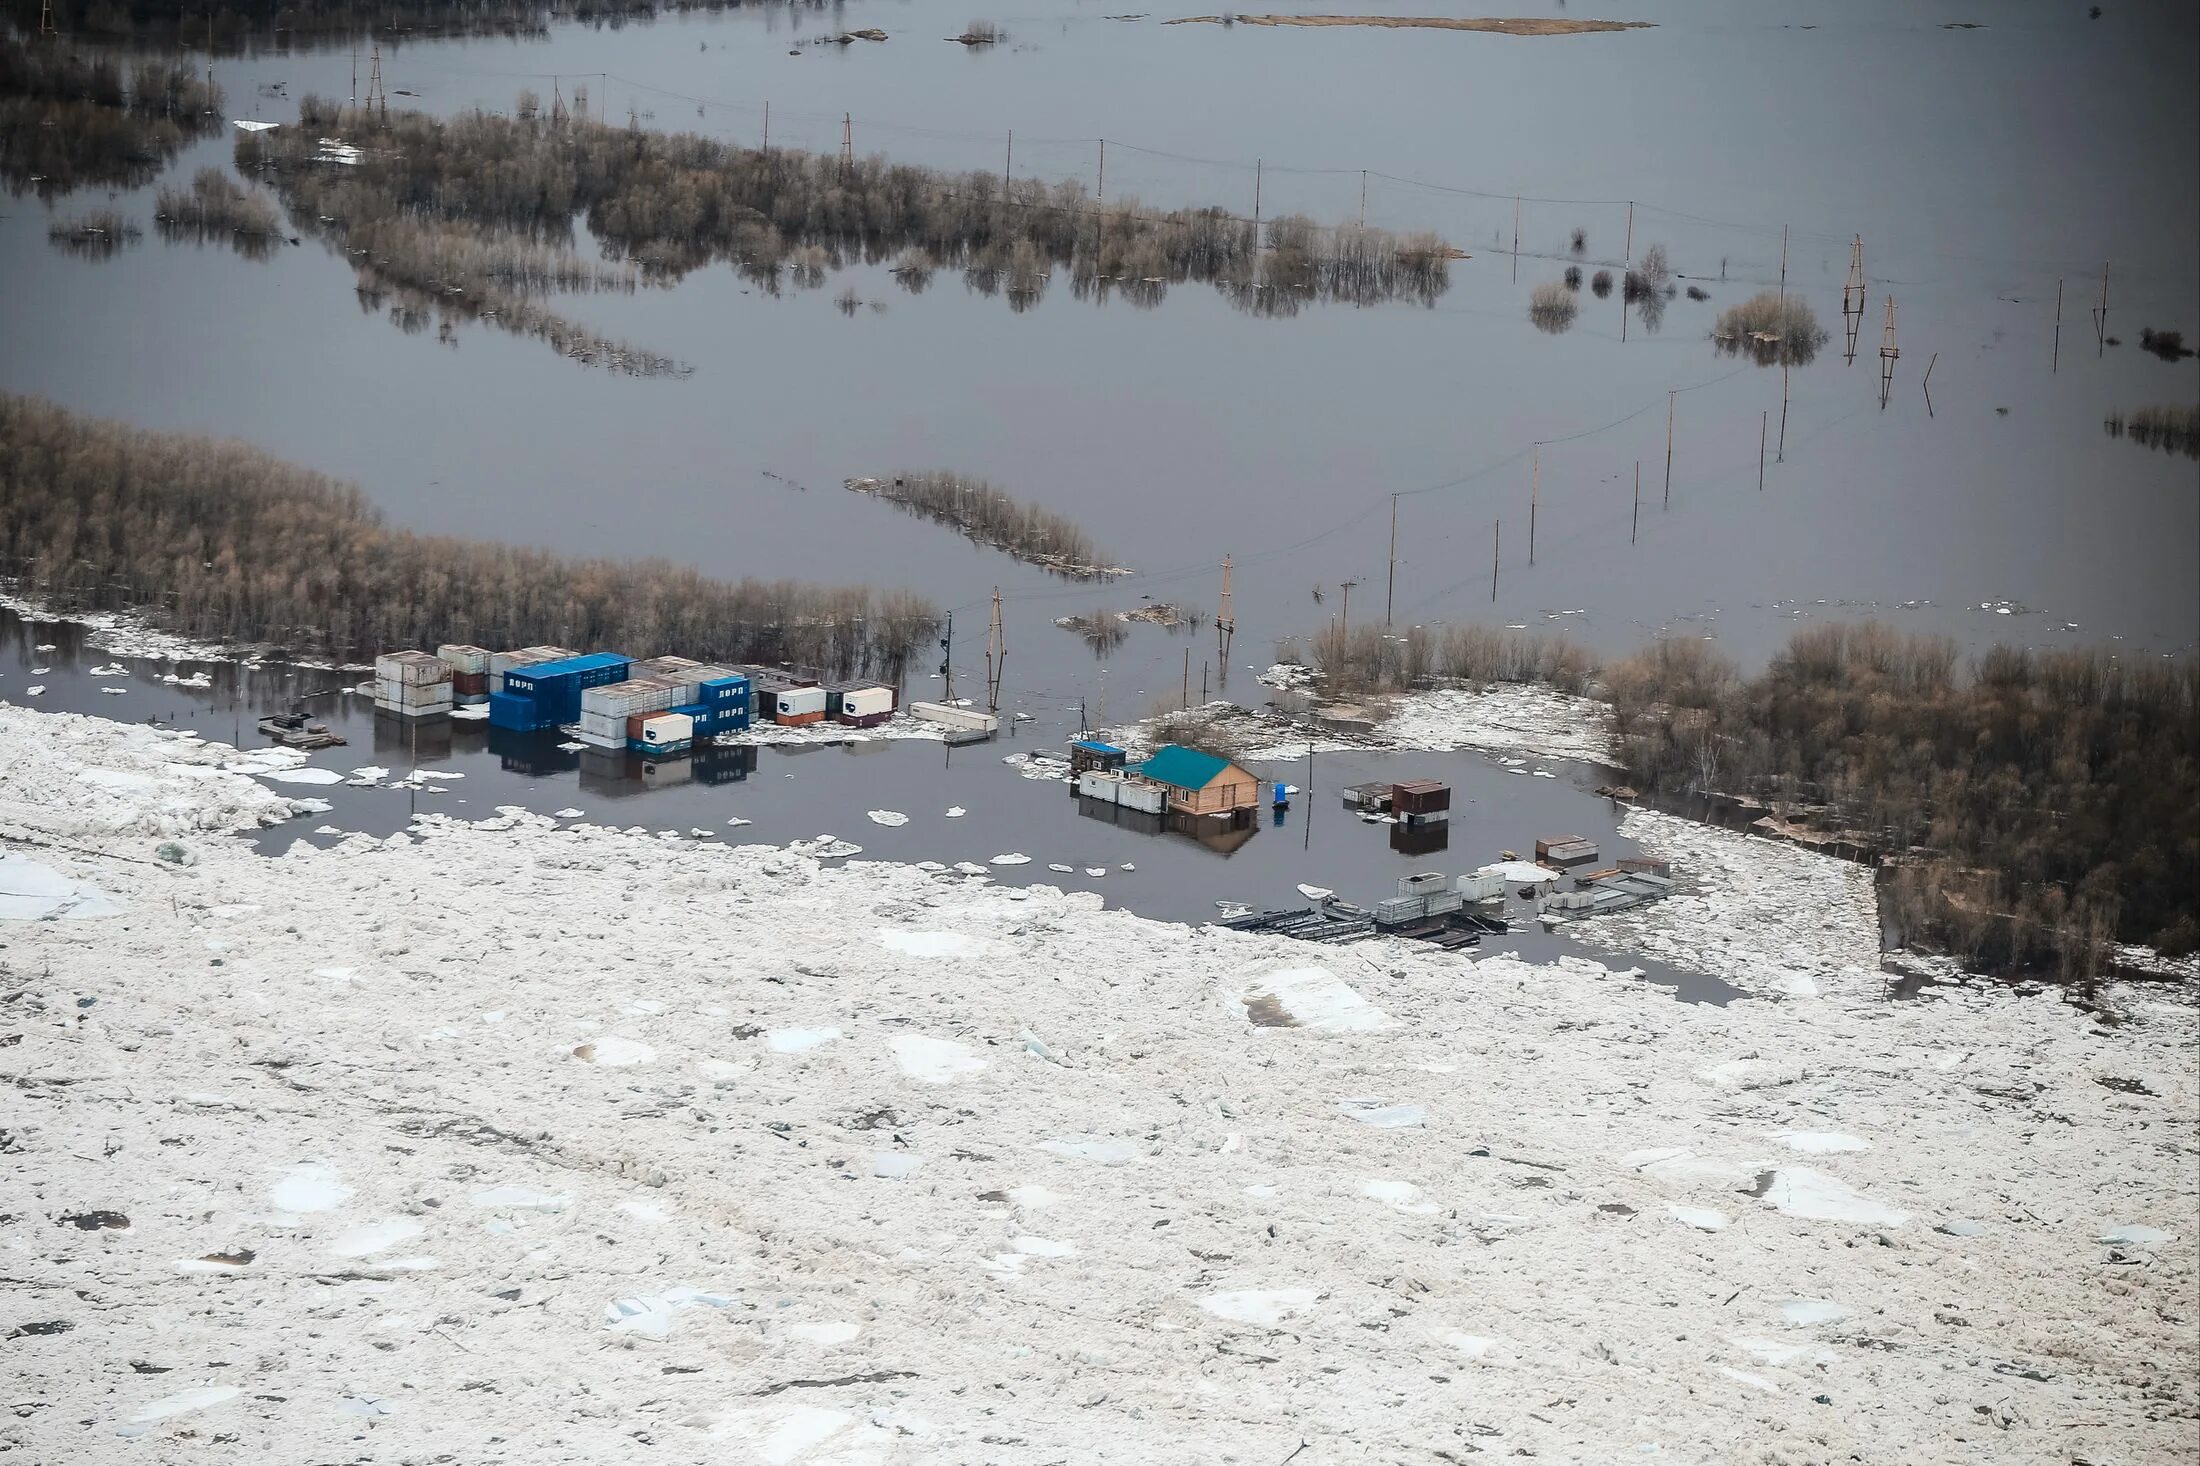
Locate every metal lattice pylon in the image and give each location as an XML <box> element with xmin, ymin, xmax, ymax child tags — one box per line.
<box><xmin>1842</xmin><ymin>235</ymin><xmax>1866</xmax><ymax>364</ymax></box>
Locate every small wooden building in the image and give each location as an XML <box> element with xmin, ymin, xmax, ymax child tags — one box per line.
<box><xmin>1136</xmin><ymin>745</ymin><xmax>1260</xmax><ymax>818</ymax></box>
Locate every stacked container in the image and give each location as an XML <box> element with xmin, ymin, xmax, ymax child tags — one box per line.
<box><xmin>488</xmin><ymin>644</ymin><xmax>578</xmax><ymax>697</ymax></box>
<box><xmin>834</xmin><ymin>686</ymin><xmax>896</xmax><ymax>727</ymax></box>
<box><xmin>773</xmin><ymin>684</ymin><xmax>829</xmax><ymax>726</ymax></box>
<box><xmin>374</xmin><ymin>650</ymin><xmax>454</xmax><ymax>719</ymax></box>
<box><xmin>495</xmin><ymin>653</ymin><xmax>634</xmax><ymax>732</ymax></box>
<box><xmin>694</xmin><ymin>674</ymin><xmax>753</xmax><ymax>735</ymax></box>
<box><xmin>436</xmin><ymin>644</ymin><xmax>493</xmax><ymax>706</ymax></box>
<box><xmin>629</xmin><ymin>711</ymin><xmax>695</xmax><ymax>756</ymax></box>
<box><xmin>578</xmin><ymin>676</ymin><xmax>685</xmax><ymax>748</ymax></box>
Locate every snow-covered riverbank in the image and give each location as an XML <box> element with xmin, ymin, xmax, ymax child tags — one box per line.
<box><xmin>2</xmin><ymin>702</ymin><xmax>2194</xmax><ymax>1463</ymax></box>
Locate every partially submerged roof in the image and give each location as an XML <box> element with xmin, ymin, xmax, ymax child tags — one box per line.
<box><xmin>1073</xmin><ymin>740</ymin><xmax>1127</xmax><ymax>756</ymax></box>
<box><xmin>1138</xmin><ymin>744</ymin><xmax>1240</xmax><ymax>791</ymax></box>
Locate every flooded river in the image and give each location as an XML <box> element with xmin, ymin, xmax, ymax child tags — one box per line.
<box><xmin>3</xmin><ymin>2</ymin><xmax>2196</xmax><ymax>737</ymax></box>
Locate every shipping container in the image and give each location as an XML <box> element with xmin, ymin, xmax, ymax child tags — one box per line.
<box><xmin>908</xmin><ymin>701</ymin><xmax>1000</xmax><ymax>734</ymax></box>
<box><xmin>1078</xmin><ymin>770</ymin><xmax>1124</xmax><ymax>804</ymax></box>
<box><xmin>375</xmin><ymin>650</ymin><xmax>451</xmax><ymax>687</ymax></box>
<box><xmin>1536</xmin><ymin>836</ymin><xmax>1600</xmax><ymax>868</ymax></box>
<box><xmin>1455</xmin><ymin>872</ymin><xmax>1507</xmax><ymax>903</ymax></box>
<box><xmin>698</xmin><ymin>675</ymin><xmax>753</xmax><ymax>730</ymax></box>
<box><xmin>578</xmin><ymin>676</ymin><xmax>684</xmax><ymax>738</ymax></box>
<box><xmin>487</xmin><ymin>690</ymin><xmax>540</xmax><ymax>731</ymax></box>
<box><xmin>775</xmin><ymin>686</ymin><xmax>829</xmax><ymax>724</ymax></box>
<box><xmin>435</xmin><ymin>644</ymin><xmax>492</xmax><ymax>675</ymax></box>
<box><xmin>629</xmin><ymin>711</ymin><xmax>695</xmax><ymax>756</ymax></box>
<box><xmin>487</xmin><ymin>644</ymin><xmax>577</xmax><ymax>696</ymax></box>
<box><xmin>1424</xmin><ymin>889</ymin><xmax>1465</xmax><ymax>916</ymax></box>
<box><xmin>1398</xmin><ymin>870</ymin><xmax>1450</xmax><ymax>896</ymax></box>
<box><xmin>1617</xmin><ymin>856</ymin><xmax>1672</xmax><ymax>877</ymax></box>
<box><xmin>836</xmin><ymin>686</ymin><xmax>896</xmax><ymax>725</ymax></box>
<box><xmin>1391</xmin><ymin>779</ymin><xmax>1453</xmax><ymax>817</ymax></box>
<box><xmin>1117</xmin><ymin>778</ymin><xmax>1167</xmax><ymax>814</ymax></box>
<box><xmin>1374</xmin><ymin>894</ymin><xmax>1428</xmax><ymax>926</ymax></box>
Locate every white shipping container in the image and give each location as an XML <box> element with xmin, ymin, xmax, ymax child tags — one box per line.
<box><xmin>1078</xmin><ymin>771</ymin><xmax>1123</xmax><ymax>805</ymax></box>
<box><xmin>488</xmin><ymin>645</ymin><xmax>576</xmax><ymax>695</ymax></box>
<box><xmin>581</xmin><ymin>678</ymin><xmax>681</xmax><ymax>718</ymax></box>
<box><xmin>638</xmin><ymin>712</ymin><xmax>694</xmax><ymax>745</ymax></box>
<box><xmin>435</xmin><ymin>643</ymin><xmax>491</xmax><ymax>674</ymax></box>
<box><xmin>377</xmin><ymin>679</ymin><xmax>453</xmax><ymax>706</ymax></box>
<box><xmin>576</xmin><ymin>728</ymin><xmax>627</xmax><ymax>749</ymax></box>
<box><xmin>1117</xmin><ymin>779</ymin><xmax>1167</xmax><ymax>814</ymax></box>
<box><xmin>841</xmin><ymin>686</ymin><xmax>896</xmax><ymax>719</ymax></box>
<box><xmin>1455</xmin><ymin>873</ymin><xmax>1507</xmax><ymax>903</ymax></box>
<box><xmin>375</xmin><ymin>651</ymin><xmax>451</xmax><ymax>687</ymax></box>
<box><xmin>775</xmin><ymin>686</ymin><xmax>828</xmax><ymax>718</ymax></box>
<box><xmin>908</xmin><ymin>701</ymin><xmax>1000</xmax><ymax>733</ymax></box>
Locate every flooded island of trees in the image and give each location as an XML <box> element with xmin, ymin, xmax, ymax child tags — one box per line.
<box><xmin>231</xmin><ymin>94</ymin><xmax>1463</xmax><ymax>372</ymax></box>
<box><xmin>845</xmin><ymin>473</ymin><xmax>1126</xmax><ymax>580</ymax></box>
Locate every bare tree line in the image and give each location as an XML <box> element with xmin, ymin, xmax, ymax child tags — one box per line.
<box><xmin>0</xmin><ymin>394</ymin><xmax>938</xmax><ymax>677</ymax></box>
<box><xmin>1605</xmin><ymin>624</ymin><xmax>2197</xmax><ymax>972</ymax></box>
<box><xmin>1</xmin><ymin>37</ymin><xmax>221</xmax><ymax>196</ymax></box>
<box><xmin>154</xmin><ymin>167</ymin><xmax>287</xmax><ymax>258</ymax></box>
<box><xmin>4</xmin><ymin>0</ymin><xmax>854</xmax><ymax>53</ymax></box>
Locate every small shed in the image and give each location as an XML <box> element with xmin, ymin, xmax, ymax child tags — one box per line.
<box><xmin>1136</xmin><ymin>745</ymin><xmax>1260</xmax><ymax>818</ymax></box>
<box><xmin>1070</xmin><ymin>740</ymin><xmax>1129</xmax><ymax>777</ymax></box>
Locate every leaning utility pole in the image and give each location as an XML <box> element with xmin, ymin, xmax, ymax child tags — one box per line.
<box><xmin>984</xmin><ymin>587</ymin><xmax>1004</xmax><ymax>714</ymax></box>
<box><xmin>1384</xmin><ymin>496</ymin><xmax>1399</xmax><ymax>626</ymax></box>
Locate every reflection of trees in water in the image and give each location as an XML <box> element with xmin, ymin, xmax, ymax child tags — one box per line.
<box><xmin>1</xmin><ymin>49</ymin><xmax>222</xmax><ymax>199</ymax></box>
<box><xmin>154</xmin><ymin>168</ymin><xmax>286</xmax><ymax>259</ymax></box>
<box><xmin>1528</xmin><ymin>281</ymin><xmax>1577</xmax><ymax>334</ymax></box>
<box><xmin>46</xmin><ymin>210</ymin><xmax>141</xmax><ymax>259</ymax></box>
<box><xmin>1711</xmin><ymin>291</ymin><xmax>1827</xmax><ymax>366</ymax></box>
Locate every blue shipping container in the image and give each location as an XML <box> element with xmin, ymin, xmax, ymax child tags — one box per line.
<box><xmin>504</xmin><ymin>653</ymin><xmax>633</xmax><ymax>727</ymax></box>
<box><xmin>700</xmin><ymin>674</ymin><xmax>750</xmax><ymax>707</ymax></box>
<box><xmin>488</xmin><ymin>690</ymin><xmax>539</xmax><ymax>731</ymax></box>
<box><xmin>629</xmin><ymin>735</ymin><xmax>693</xmax><ymax>756</ymax></box>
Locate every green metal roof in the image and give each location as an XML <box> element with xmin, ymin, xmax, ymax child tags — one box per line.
<box><xmin>1137</xmin><ymin>744</ymin><xmax>1235</xmax><ymax>791</ymax></box>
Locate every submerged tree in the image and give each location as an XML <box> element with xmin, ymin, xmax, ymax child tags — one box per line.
<box><xmin>1711</xmin><ymin>291</ymin><xmax>1828</xmax><ymax>366</ymax></box>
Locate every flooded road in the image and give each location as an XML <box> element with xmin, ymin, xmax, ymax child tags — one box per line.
<box><xmin>2</xmin><ymin>0</ymin><xmax>2195</xmax><ymax>704</ymax></box>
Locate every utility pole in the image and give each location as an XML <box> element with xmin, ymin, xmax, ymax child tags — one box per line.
<box><xmin>1252</xmin><ymin>159</ymin><xmax>1262</xmax><ymax>247</ymax></box>
<box><xmin>1529</xmin><ymin>446</ymin><xmax>1540</xmax><ymax>565</ymax></box>
<box><xmin>1511</xmin><ymin>195</ymin><xmax>1520</xmax><ymax>283</ymax></box>
<box><xmin>1631</xmin><ymin>460</ymin><xmax>1640</xmax><ymax>545</ymax></box>
<box><xmin>1758</xmin><ymin>410</ymin><xmax>1767</xmax><ymax>491</ymax></box>
<box><xmin>1339</xmin><ymin>579</ymin><xmax>1358</xmax><ymax>639</ymax></box>
<box><xmin>1778</xmin><ymin>223</ymin><xmax>1789</xmax><ymax>306</ymax></box>
<box><xmin>2092</xmin><ymin>261</ymin><xmax>2109</xmax><ymax>354</ymax></box>
<box><xmin>1384</xmin><ymin>495</ymin><xmax>1399</xmax><ymax>626</ymax></box>
<box><xmin>1663</xmin><ymin>390</ymin><xmax>1675</xmax><ymax>508</ymax></box>
<box><xmin>1922</xmin><ymin>352</ymin><xmax>1937</xmax><ymax>416</ymax></box>
<box><xmin>1842</xmin><ymin>234</ymin><xmax>1866</xmax><ymax>364</ymax></box>
<box><xmin>1621</xmin><ymin>199</ymin><xmax>1633</xmax><ymax>342</ymax></box>
<box><xmin>1359</xmin><ymin>170</ymin><xmax>1367</xmax><ymax>229</ymax></box>
<box><xmin>1003</xmin><ymin>129</ymin><xmax>1012</xmax><ymax>190</ymax></box>
<box><xmin>940</xmin><ymin>611</ymin><xmax>954</xmax><ymax>705</ymax></box>
<box><xmin>762</xmin><ymin>99</ymin><xmax>768</xmax><ymax>155</ymax></box>
<box><xmin>840</xmin><ymin>113</ymin><xmax>853</xmax><ymax>175</ymax></box>
<box><xmin>1181</xmin><ymin>647</ymin><xmax>1191</xmax><ymax>709</ymax></box>
<box><xmin>350</xmin><ymin>45</ymin><xmax>358</xmax><ymax>120</ymax></box>
<box><xmin>984</xmin><ymin>587</ymin><xmax>1004</xmax><ymax>714</ymax></box>
<box><xmin>1878</xmin><ymin>296</ymin><xmax>1901</xmax><ymax>410</ymax></box>
<box><xmin>2052</xmin><ymin>276</ymin><xmax>2063</xmax><ymax>372</ymax></box>
<box><xmin>38</xmin><ymin>0</ymin><xmax>54</xmax><ymax>36</ymax></box>
<box><xmin>1489</xmin><ymin>521</ymin><xmax>1500</xmax><ymax>602</ymax></box>
<box><xmin>1778</xmin><ymin>363</ymin><xmax>1789</xmax><ymax>461</ymax></box>
<box><xmin>1097</xmin><ymin>138</ymin><xmax>1105</xmax><ymax>199</ymax></box>
<box><xmin>1216</xmin><ymin>554</ymin><xmax>1235</xmax><ymax>671</ymax></box>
